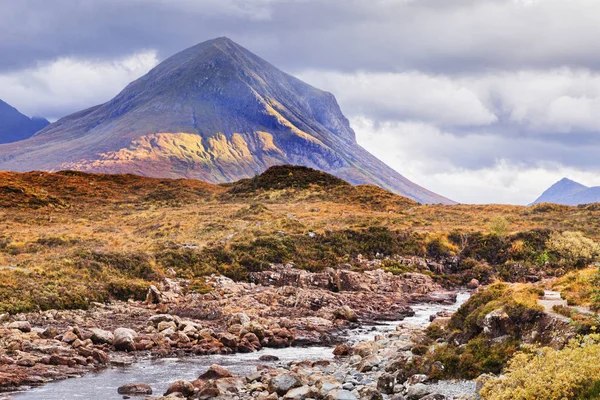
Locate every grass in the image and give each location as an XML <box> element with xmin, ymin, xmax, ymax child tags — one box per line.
<box><xmin>0</xmin><ymin>166</ymin><xmax>599</xmax><ymax>314</ymax></box>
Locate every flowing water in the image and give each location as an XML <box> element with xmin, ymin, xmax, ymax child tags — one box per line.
<box><xmin>9</xmin><ymin>292</ymin><xmax>471</xmax><ymax>400</ymax></box>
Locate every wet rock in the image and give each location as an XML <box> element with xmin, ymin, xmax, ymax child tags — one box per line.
<box><xmin>165</xmin><ymin>380</ymin><xmax>195</xmax><ymax>397</ymax></box>
<box><xmin>269</xmin><ymin>373</ymin><xmax>302</xmax><ymax>395</ymax></box>
<box><xmin>195</xmin><ymin>381</ymin><xmax>220</xmax><ymax>400</ymax></box>
<box><xmin>8</xmin><ymin>321</ymin><xmax>31</xmax><ymax>332</ymax></box>
<box><xmin>198</xmin><ymin>364</ymin><xmax>233</xmax><ymax>380</ymax></box>
<box><xmin>113</xmin><ymin>328</ymin><xmax>137</xmax><ymax>351</ymax></box>
<box><xmin>259</xmin><ymin>354</ymin><xmax>280</xmax><ymax>362</ymax></box>
<box><xmin>117</xmin><ymin>383</ymin><xmax>153</xmax><ymax>395</ymax></box>
<box><xmin>219</xmin><ymin>332</ymin><xmax>238</xmax><ymax>349</ymax></box>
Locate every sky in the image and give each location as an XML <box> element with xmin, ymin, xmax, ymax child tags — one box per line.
<box><xmin>1</xmin><ymin>0</ymin><xmax>599</xmax><ymax>204</ymax></box>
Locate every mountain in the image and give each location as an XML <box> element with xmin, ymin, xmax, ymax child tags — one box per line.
<box><xmin>0</xmin><ymin>37</ymin><xmax>453</xmax><ymax>204</ymax></box>
<box><xmin>0</xmin><ymin>99</ymin><xmax>49</xmax><ymax>144</ymax></box>
<box><xmin>531</xmin><ymin>178</ymin><xmax>600</xmax><ymax>205</ymax></box>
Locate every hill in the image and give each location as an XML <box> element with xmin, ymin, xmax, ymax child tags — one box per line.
<box><xmin>0</xmin><ymin>99</ymin><xmax>49</xmax><ymax>144</ymax></box>
<box><xmin>0</xmin><ymin>37</ymin><xmax>453</xmax><ymax>205</ymax></box>
<box><xmin>532</xmin><ymin>178</ymin><xmax>600</xmax><ymax>206</ymax></box>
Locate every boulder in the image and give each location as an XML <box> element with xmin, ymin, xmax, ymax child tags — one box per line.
<box><xmin>481</xmin><ymin>309</ymin><xmax>512</xmax><ymax>338</ymax></box>
<box><xmin>333</xmin><ymin>344</ymin><xmax>351</xmax><ymax>356</ymax></box>
<box><xmin>269</xmin><ymin>373</ymin><xmax>302</xmax><ymax>396</ymax></box>
<box><xmin>117</xmin><ymin>383</ymin><xmax>153</xmax><ymax>395</ymax></box>
<box><xmin>358</xmin><ymin>355</ymin><xmax>381</xmax><ymax>372</ymax></box>
<box><xmin>8</xmin><ymin>321</ymin><xmax>31</xmax><ymax>332</ymax></box>
<box><xmin>406</xmin><ymin>383</ymin><xmax>430</xmax><ymax>400</ymax></box>
<box><xmin>215</xmin><ymin>377</ymin><xmax>245</xmax><ymax>394</ymax></box>
<box><xmin>420</xmin><ymin>395</ymin><xmax>448</xmax><ymax>400</ymax></box>
<box><xmin>377</xmin><ymin>373</ymin><xmax>396</xmax><ymax>394</ymax></box>
<box><xmin>165</xmin><ymin>380</ymin><xmax>195</xmax><ymax>397</ymax></box>
<box><xmin>467</xmin><ymin>279</ymin><xmax>480</xmax><ymax>289</ymax></box>
<box><xmin>146</xmin><ymin>285</ymin><xmax>164</xmax><ymax>304</ymax></box>
<box><xmin>198</xmin><ymin>364</ymin><xmax>233</xmax><ymax>380</ymax></box>
<box><xmin>149</xmin><ymin>314</ymin><xmax>175</xmax><ymax>326</ymax></box>
<box><xmin>334</xmin><ymin>305</ymin><xmax>358</xmax><ymax>322</ymax></box>
<box><xmin>90</xmin><ymin>328</ymin><xmax>114</xmax><ymax>345</ymax></box>
<box><xmin>284</xmin><ymin>385</ymin><xmax>318</xmax><ymax>400</ymax></box>
<box><xmin>113</xmin><ymin>328</ymin><xmax>137</xmax><ymax>351</ymax></box>
<box><xmin>259</xmin><ymin>354</ymin><xmax>280</xmax><ymax>362</ymax></box>
<box><xmin>195</xmin><ymin>381</ymin><xmax>220</xmax><ymax>400</ymax></box>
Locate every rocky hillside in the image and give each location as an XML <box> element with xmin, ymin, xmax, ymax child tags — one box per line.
<box><xmin>0</xmin><ymin>37</ymin><xmax>453</xmax><ymax>205</ymax></box>
<box><xmin>0</xmin><ymin>99</ymin><xmax>49</xmax><ymax>144</ymax></box>
<box><xmin>532</xmin><ymin>178</ymin><xmax>600</xmax><ymax>206</ymax></box>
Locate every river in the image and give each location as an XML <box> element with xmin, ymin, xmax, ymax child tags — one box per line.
<box><xmin>9</xmin><ymin>292</ymin><xmax>471</xmax><ymax>400</ymax></box>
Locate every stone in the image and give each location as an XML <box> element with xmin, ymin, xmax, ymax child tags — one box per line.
<box><xmin>359</xmin><ymin>386</ymin><xmax>383</xmax><ymax>400</ymax></box>
<box><xmin>158</xmin><ymin>321</ymin><xmax>177</xmax><ymax>332</ymax></box>
<box><xmin>334</xmin><ymin>306</ymin><xmax>358</xmax><ymax>322</ymax></box>
<box><xmin>117</xmin><ymin>383</ymin><xmax>153</xmax><ymax>395</ymax></box>
<box><xmin>333</xmin><ymin>344</ymin><xmax>351</xmax><ymax>356</ymax></box>
<box><xmin>377</xmin><ymin>373</ymin><xmax>396</xmax><ymax>394</ymax></box>
<box><xmin>8</xmin><ymin>321</ymin><xmax>31</xmax><ymax>332</ymax></box>
<box><xmin>324</xmin><ymin>389</ymin><xmax>358</xmax><ymax>400</ymax></box>
<box><xmin>406</xmin><ymin>383</ymin><xmax>430</xmax><ymax>400</ymax></box>
<box><xmin>269</xmin><ymin>373</ymin><xmax>302</xmax><ymax>396</ymax></box>
<box><xmin>358</xmin><ymin>355</ymin><xmax>381</xmax><ymax>372</ymax></box>
<box><xmin>419</xmin><ymin>395</ymin><xmax>447</xmax><ymax>400</ymax></box>
<box><xmin>113</xmin><ymin>328</ymin><xmax>137</xmax><ymax>351</ymax></box>
<box><xmin>215</xmin><ymin>377</ymin><xmax>245</xmax><ymax>394</ymax></box>
<box><xmin>198</xmin><ymin>364</ymin><xmax>233</xmax><ymax>380</ymax></box>
<box><xmin>259</xmin><ymin>354</ymin><xmax>280</xmax><ymax>362</ymax></box>
<box><xmin>62</xmin><ymin>331</ymin><xmax>79</xmax><ymax>344</ymax></box>
<box><xmin>146</xmin><ymin>285</ymin><xmax>163</xmax><ymax>304</ymax></box>
<box><xmin>467</xmin><ymin>279</ymin><xmax>480</xmax><ymax>289</ymax></box>
<box><xmin>407</xmin><ymin>375</ymin><xmax>428</xmax><ymax>385</ymax></box>
<box><xmin>165</xmin><ymin>380</ymin><xmax>195</xmax><ymax>397</ymax></box>
<box><xmin>318</xmin><ymin>378</ymin><xmax>343</xmax><ymax>397</ymax></box>
<box><xmin>149</xmin><ymin>314</ymin><xmax>175</xmax><ymax>326</ymax></box>
<box><xmin>481</xmin><ymin>309</ymin><xmax>512</xmax><ymax>338</ymax></box>
<box><xmin>283</xmin><ymin>385</ymin><xmax>318</xmax><ymax>400</ymax></box>
<box><xmin>195</xmin><ymin>381</ymin><xmax>220</xmax><ymax>400</ymax></box>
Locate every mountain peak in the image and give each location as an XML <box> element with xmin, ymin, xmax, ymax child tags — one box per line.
<box><xmin>0</xmin><ymin>38</ymin><xmax>454</xmax><ymax>205</ymax></box>
<box><xmin>531</xmin><ymin>177</ymin><xmax>595</xmax><ymax>205</ymax></box>
<box><xmin>0</xmin><ymin>98</ymin><xmax>50</xmax><ymax>144</ymax></box>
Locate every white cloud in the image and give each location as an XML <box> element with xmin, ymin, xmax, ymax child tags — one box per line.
<box><xmin>0</xmin><ymin>51</ymin><xmax>159</xmax><ymax>120</ymax></box>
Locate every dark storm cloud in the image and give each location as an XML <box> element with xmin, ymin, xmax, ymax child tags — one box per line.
<box><xmin>3</xmin><ymin>0</ymin><xmax>600</xmax><ymax>74</ymax></box>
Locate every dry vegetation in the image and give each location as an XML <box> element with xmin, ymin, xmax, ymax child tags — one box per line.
<box><xmin>1</xmin><ymin>165</ymin><xmax>600</xmax><ymax>315</ymax></box>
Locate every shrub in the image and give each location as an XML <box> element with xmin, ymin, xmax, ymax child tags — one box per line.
<box><xmin>489</xmin><ymin>216</ymin><xmax>509</xmax><ymax>238</ymax></box>
<box><xmin>546</xmin><ymin>231</ymin><xmax>600</xmax><ymax>268</ymax></box>
<box><xmin>479</xmin><ymin>335</ymin><xmax>600</xmax><ymax>400</ymax></box>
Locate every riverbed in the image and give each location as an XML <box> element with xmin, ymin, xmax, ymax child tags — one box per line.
<box><xmin>9</xmin><ymin>292</ymin><xmax>471</xmax><ymax>400</ymax></box>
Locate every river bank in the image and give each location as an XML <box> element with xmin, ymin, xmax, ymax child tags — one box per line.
<box><xmin>0</xmin><ymin>264</ymin><xmax>471</xmax><ymax>399</ymax></box>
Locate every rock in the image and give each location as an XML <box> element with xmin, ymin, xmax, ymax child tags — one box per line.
<box><xmin>333</xmin><ymin>344</ymin><xmax>352</xmax><ymax>356</ymax></box>
<box><xmin>318</xmin><ymin>378</ymin><xmax>342</xmax><ymax>397</ymax></box>
<box><xmin>358</xmin><ymin>355</ymin><xmax>381</xmax><ymax>372</ymax></box>
<box><xmin>113</xmin><ymin>328</ymin><xmax>137</xmax><ymax>351</ymax></box>
<box><xmin>352</xmin><ymin>342</ymin><xmax>373</xmax><ymax>357</ymax></box>
<box><xmin>283</xmin><ymin>385</ymin><xmax>317</xmax><ymax>400</ymax></box>
<box><xmin>481</xmin><ymin>309</ymin><xmax>512</xmax><ymax>338</ymax></box>
<box><xmin>149</xmin><ymin>314</ymin><xmax>175</xmax><ymax>326</ymax></box>
<box><xmin>158</xmin><ymin>321</ymin><xmax>177</xmax><ymax>332</ymax></box>
<box><xmin>219</xmin><ymin>332</ymin><xmax>238</xmax><ymax>349</ymax></box>
<box><xmin>377</xmin><ymin>373</ymin><xmax>396</xmax><ymax>394</ymax></box>
<box><xmin>259</xmin><ymin>355</ymin><xmax>280</xmax><ymax>362</ymax></box>
<box><xmin>146</xmin><ymin>285</ymin><xmax>163</xmax><ymax>304</ymax></box>
<box><xmin>467</xmin><ymin>279</ymin><xmax>480</xmax><ymax>289</ymax></box>
<box><xmin>8</xmin><ymin>321</ymin><xmax>31</xmax><ymax>332</ymax></box>
<box><xmin>359</xmin><ymin>386</ymin><xmax>384</xmax><ymax>400</ymax></box>
<box><xmin>62</xmin><ymin>331</ymin><xmax>79</xmax><ymax>344</ymax></box>
<box><xmin>269</xmin><ymin>373</ymin><xmax>302</xmax><ymax>396</ymax></box>
<box><xmin>334</xmin><ymin>305</ymin><xmax>358</xmax><ymax>322</ymax></box>
<box><xmin>325</xmin><ymin>389</ymin><xmax>358</xmax><ymax>400</ymax></box>
<box><xmin>198</xmin><ymin>364</ymin><xmax>233</xmax><ymax>380</ymax></box>
<box><xmin>419</xmin><ymin>395</ymin><xmax>447</xmax><ymax>400</ymax></box>
<box><xmin>407</xmin><ymin>375</ymin><xmax>428</xmax><ymax>385</ymax></box>
<box><xmin>406</xmin><ymin>383</ymin><xmax>430</xmax><ymax>400</ymax></box>
<box><xmin>195</xmin><ymin>381</ymin><xmax>220</xmax><ymax>400</ymax></box>
<box><xmin>0</xmin><ymin>313</ymin><xmax>8</xmax><ymax>322</ymax></box>
<box><xmin>165</xmin><ymin>380</ymin><xmax>195</xmax><ymax>397</ymax></box>
<box><xmin>117</xmin><ymin>383</ymin><xmax>153</xmax><ymax>395</ymax></box>
<box><xmin>215</xmin><ymin>377</ymin><xmax>246</xmax><ymax>394</ymax></box>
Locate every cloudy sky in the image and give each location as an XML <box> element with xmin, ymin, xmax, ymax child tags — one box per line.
<box><xmin>1</xmin><ymin>0</ymin><xmax>599</xmax><ymax>204</ymax></box>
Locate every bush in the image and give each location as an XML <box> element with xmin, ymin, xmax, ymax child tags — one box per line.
<box><xmin>479</xmin><ymin>335</ymin><xmax>600</xmax><ymax>400</ymax></box>
<box><xmin>546</xmin><ymin>231</ymin><xmax>600</xmax><ymax>268</ymax></box>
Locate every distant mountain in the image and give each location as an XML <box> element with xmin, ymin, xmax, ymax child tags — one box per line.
<box><xmin>0</xmin><ymin>37</ymin><xmax>453</xmax><ymax>204</ymax></box>
<box><xmin>531</xmin><ymin>178</ymin><xmax>600</xmax><ymax>205</ymax></box>
<box><xmin>0</xmin><ymin>99</ymin><xmax>49</xmax><ymax>144</ymax></box>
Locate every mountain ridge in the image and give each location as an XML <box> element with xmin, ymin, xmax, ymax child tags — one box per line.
<box><xmin>0</xmin><ymin>99</ymin><xmax>49</xmax><ymax>144</ymax></box>
<box><xmin>532</xmin><ymin>177</ymin><xmax>600</xmax><ymax>206</ymax></box>
<box><xmin>0</xmin><ymin>37</ymin><xmax>453</xmax><ymax>204</ymax></box>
